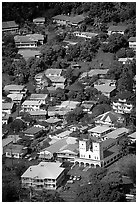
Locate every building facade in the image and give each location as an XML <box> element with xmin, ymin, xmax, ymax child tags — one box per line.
<box><xmin>112</xmin><ymin>98</ymin><xmax>133</xmax><ymax>114</ymax></box>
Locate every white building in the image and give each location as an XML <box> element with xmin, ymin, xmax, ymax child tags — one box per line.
<box><xmin>88</xmin><ymin>126</ymin><xmax>113</xmax><ymax>139</ymax></box>
<box><xmin>2</xmin><ymin>21</ymin><xmax>19</xmax><ymax>34</ymax></box>
<box><xmin>73</xmin><ymin>31</ymin><xmax>98</xmax><ymax>39</ymax></box>
<box><xmin>21</xmin><ymin>162</ymin><xmax>65</xmax><ymax>190</ymax></box>
<box><xmin>33</xmin><ymin>17</ymin><xmax>45</xmax><ymax>25</ymax></box>
<box><xmin>128</xmin><ymin>37</ymin><xmax>136</xmax><ymax>51</ymax></box>
<box><xmin>29</xmin><ymin>94</ymin><xmax>48</xmax><ymax>104</ymax></box>
<box><xmin>22</xmin><ymin>100</ymin><xmax>42</xmax><ymax>112</ymax></box>
<box><xmin>4</xmin><ymin>85</ymin><xmax>27</xmax><ymax>96</ymax></box>
<box><xmin>107</xmin><ymin>25</ymin><xmax>128</xmax><ymax>35</ymax></box>
<box><xmin>112</xmin><ymin>98</ymin><xmax>133</xmax><ymax>114</ymax></box>
<box><xmin>2</xmin><ymin>102</ymin><xmax>14</xmax><ymax>115</ymax></box>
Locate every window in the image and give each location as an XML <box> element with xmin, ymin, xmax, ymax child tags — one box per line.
<box><xmin>89</xmin><ymin>155</ymin><xmax>91</xmax><ymax>158</ymax></box>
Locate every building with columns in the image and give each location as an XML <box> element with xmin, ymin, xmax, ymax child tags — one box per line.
<box><xmin>74</xmin><ymin>137</ymin><xmax>122</xmax><ymax>168</ymax></box>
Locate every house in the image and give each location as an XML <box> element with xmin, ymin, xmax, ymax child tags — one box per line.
<box><xmin>48</xmin><ymin>106</ymin><xmax>69</xmax><ymax>118</ymax></box>
<box><xmin>29</xmin><ymin>94</ymin><xmax>48</xmax><ymax>104</ymax></box>
<box><xmin>95</xmin><ymin>111</ymin><xmax>124</xmax><ymax>127</ymax></box>
<box><xmin>7</xmin><ymin>93</ymin><xmax>24</xmax><ymax>104</ymax></box>
<box><xmin>14</xmin><ymin>34</ymin><xmax>45</xmax><ymax>49</ymax></box>
<box><xmin>2</xmin><ymin>138</ymin><xmax>13</xmax><ymax>155</ymax></box>
<box><xmin>56</xmin><ymin>130</ymin><xmax>72</xmax><ymax>139</ymax></box>
<box><xmin>73</xmin><ymin>31</ymin><xmax>98</xmax><ymax>39</ymax></box>
<box><xmin>52</xmin><ymin>14</ymin><xmax>85</xmax><ymax>27</ymax></box>
<box><xmin>88</xmin><ymin>126</ymin><xmax>113</xmax><ymax>138</ymax></box>
<box><xmin>2</xmin><ymin>112</ymin><xmax>10</xmax><ymax>125</ymax></box>
<box><xmin>18</xmin><ymin>49</ymin><xmax>41</xmax><ymax>61</ymax></box>
<box><xmin>35</xmin><ymin>73</ymin><xmax>51</xmax><ymax>90</ymax></box>
<box><xmin>81</xmin><ymin>101</ymin><xmax>97</xmax><ymax>113</ymax></box>
<box><xmin>22</xmin><ymin>100</ymin><xmax>42</xmax><ymax>112</ymax></box>
<box><xmin>21</xmin><ymin>162</ymin><xmax>65</xmax><ymax>190</ymax></box>
<box><xmin>74</xmin><ymin>137</ymin><xmax>121</xmax><ymax>168</ymax></box>
<box><xmin>23</xmin><ymin>126</ymin><xmax>43</xmax><ymax>139</ymax></box>
<box><xmin>45</xmin><ymin>69</ymin><xmax>63</xmax><ymax>77</ymax></box>
<box><xmin>4</xmin><ymin>84</ymin><xmax>27</xmax><ymax>96</ymax></box>
<box><xmin>118</xmin><ymin>58</ymin><xmax>134</xmax><ymax>64</ymax></box>
<box><xmin>128</xmin><ymin>132</ymin><xmax>136</xmax><ymax>143</ymax></box>
<box><xmin>107</xmin><ymin>25</ymin><xmax>128</xmax><ymax>35</ymax></box>
<box><xmin>128</xmin><ymin>37</ymin><xmax>136</xmax><ymax>51</ymax></box>
<box><xmin>2</xmin><ymin>102</ymin><xmax>15</xmax><ymax>114</ymax></box>
<box><xmin>94</xmin><ymin>84</ymin><xmax>116</xmax><ymax>98</ymax></box>
<box><xmin>5</xmin><ymin>144</ymin><xmax>27</xmax><ymax>158</ymax></box>
<box><xmin>33</xmin><ymin>17</ymin><xmax>45</xmax><ymax>25</ymax></box>
<box><xmin>57</xmin><ymin>101</ymin><xmax>80</xmax><ymax>111</ymax></box>
<box><xmin>94</xmin><ymin>79</ymin><xmax>116</xmax><ymax>87</ymax></box>
<box><xmin>2</xmin><ymin>21</ymin><xmax>19</xmax><ymax>33</ymax></box>
<box><xmin>80</xmin><ymin>69</ymin><xmax>109</xmax><ymax>79</ymax></box>
<box><xmin>29</xmin><ymin>110</ymin><xmax>47</xmax><ymax>120</ymax></box>
<box><xmin>112</xmin><ymin>98</ymin><xmax>133</xmax><ymax>114</ymax></box>
<box><xmin>39</xmin><ymin>137</ymin><xmax>78</xmax><ymax>161</ymax></box>
<box><xmin>104</xmin><ymin>127</ymin><xmax>129</xmax><ymax>140</ymax></box>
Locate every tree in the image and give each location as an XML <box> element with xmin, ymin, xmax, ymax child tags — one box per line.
<box><xmin>66</xmin><ymin>106</ymin><xmax>84</xmax><ymax>124</ymax></box>
<box><xmin>2</xmin><ymin>183</ymin><xmax>20</xmax><ymax>202</ymax></box>
<box><xmin>117</xmin><ymin>72</ymin><xmax>133</xmax><ymax>92</ymax></box>
<box><xmin>10</xmin><ymin>118</ymin><xmax>26</xmax><ymax>133</ymax></box>
<box><xmin>89</xmin><ymin>167</ymin><xmax>107</xmax><ymax>183</ymax></box>
<box><xmin>118</xmin><ymin>137</ymin><xmax>131</xmax><ymax>156</ymax></box>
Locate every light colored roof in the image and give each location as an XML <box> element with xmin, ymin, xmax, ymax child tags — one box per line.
<box><xmin>30</xmin><ymin>94</ymin><xmax>47</xmax><ymax>100</ymax></box>
<box><xmin>105</xmin><ymin>128</ymin><xmax>129</xmax><ymax>139</ymax></box>
<box><xmin>2</xmin><ymin>21</ymin><xmax>18</xmax><ymax>29</ymax></box>
<box><xmin>74</xmin><ymin>31</ymin><xmax>98</xmax><ymax>38</ymax></box>
<box><xmin>2</xmin><ymin>138</ymin><xmax>13</xmax><ymax>147</ymax></box>
<box><xmin>52</xmin><ymin>14</ymin><xmax>84</xmax><ymax>24</ymax></box>
<box><xmin>88</xmin><ymin>126</ymin><xmax>112</xmax><ymax>133</ymax></box>
<box><xmin>21</xmin><ymin>162</ymin><xmax>65</xmax><ymax>179</ymax></box>
<box><xmin>94</xmin><ymin>84</ymin><xmax>116</xmax><ymax>93</ymax></box>
<box><xmin>7</xmin><ymin>93</ymin><xmax>23</xmax><ymax>101</ymax></box>
<box><xmin>59</xmin><ymin>101</ymin><xmax>80</xmax><ymax>109</ymax></box>
<box><xmin>2</xmin><ymin>102</ymin><xmax>14</xmax><ymax>110</ymax></box>
<box><xmin>45</xmin><ymin>69</ymin><xmax>62</xmax><ymax>76</ymax></box>
<box><xmin>118</xmin><ymin>58</ymin><xmax>134</xmax><ymax>62</ymax></box>
<box><xmin>5</xmin><ymin>144</ymin><xmax>24</xmax><ymax>153</ymax></box>
<box><xmin>46</xmin><ymin>118</ymin><xmax>62</xmax><ymax>124</ymax></box>
<box><xmin>128</xmin><ymin>37</ymin><xmax>136</xmax><ymax>42</ymax></box>
<box><xmin>33</xmin><ymin>17</ymin><xmax>45</xmax><ymax>22</ymax></box>
<box><xmin>29</xmin><ymin>110</ymin><xmax>47</xmax><ymax>116</ymax></box>
<box><xmin>41</xmin><ymin>137</ymin><xmax>78</xmax><ymax>155</ymax></box>
<box><xmin>47</xmin><ymin>76</ymin><xmax>65</xmax><ymax>83</ymax></box>
<box><xmin>2</xmin><ymin>112</ymin><xmax>10</xmax><ymax>120</ymax></box>
<box><xmin>128</xmin><ymin>132</ymin><xmax>136</xmax><ymax>139</ymax></box>
<box><xmin>4</xmin><ymin>84</ymin><xmax>25</xmax><ymax>91</ymax></box>
<box><xmin>14</xmin><ymin>34</ymin><xmax>44</xmax><ymax>43</ymax></box>
<box><xmin>22</xmin><ymin>100</ymin><xmax>41</xmax><ymax>106</ymax></box>
<box><xmin>24</xmin><ymin>126</ymin><xmax>43</xmax><ymax>135</ymax></box>
<box><xmin>56</xmin><ymin>130</ymin><xmax>72</xmax><ymax>138</ymax></box>
<box><xmin>108</xmin><ymin>25</ymin><xmax>128</xmax><ymax>32</ymax></box>
<box><xmin>18</xmin><ymin>50</ymin><xmax>41</xmax><ymax>60</ymax></box>
<box><xmin>88</xmin><ymin>69</ymin><xmax>109</xmax><ymax>77</ymax></box>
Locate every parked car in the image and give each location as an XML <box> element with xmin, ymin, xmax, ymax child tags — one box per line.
<box><xmin>73</xmin><ymin>176</ymin><xmax>77</xmax><ymax>181</ymax></box>
<box><xmin>25</xmin><ymin>154</ymin><xmax>31</xmax><ymax>159</ymax></box>
<box><xmin>67</xmin><ymin>180</ymin><xmax>74</xmax><ymax>184</ymax></box>
<box><xmin>77</xmin><ymin>176</ymin><xmax>81</xmax><ymax>181</ymax></box>
<box><xmin>28</xmin><ymin>157</ymin><xmax>33</xmax><ymax>161</ymax></box>
<box><xmin>69</xmin><ymin>175</ymin><xmax>74</xmax><ymax>180</ymax></box>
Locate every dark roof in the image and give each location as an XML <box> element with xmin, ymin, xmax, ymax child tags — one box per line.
<box><xmin>67</xmin><ymin>81</ymin><xmax>84</xmax><ymax>91</ymax></box>
<box><xmin>24</xmin><ymin>126</ymin><xmax>43</xmax><ymax>135</ymax></box>
<box><xmin>2</xmin><ymin>21</ymin><xmax>18</xmax><ymax>29</ymax></box>
<box><xmin>52</xmin><ymin>14</ymin><xmax>85</xmax><ymax>24</ymax></box>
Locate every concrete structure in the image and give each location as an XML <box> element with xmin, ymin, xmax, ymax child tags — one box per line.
<box><xmin>29</xmin><ymin>110</ymin><xmax>47</xmax><ymax>120</ymax></box>
<box><xmin>4</xmin><ymin>84</ymin><xmax>27</xmax><ymax>96</ymax></box>
<box><xmin>5</xmin><ymin>144</ymin><xmax>27</xmax><ymax>158</ymax></box>
<box><xmin>14</xmin><ymin>34</ymin><xmax>44</xmax><ymax>48</ymax></box>
<box><xmin>22</xmin><ymin>100</ymin><xmax>42</xmax><ymax>112</ymax></box>
<box><xmin>21</xmin><ymin>162</ymin><xmax>65</xmax><ymax>190</ymax></box>
<box><xmin>57</xmin><ymin>101</ymin><xmax>80</xmax><ymax>111</ymax></box>
<box><xmin>2</xmin><ymin>112</ymin><xmax>10</xmax><ymax>125</ymax></box>
<box><xmin>95</xmin><ymin>111</ymin><xmax>124</xmax><ymax>127</ymax></box>
<box><xmin>94</xmin><ymin>84</ymin><xmax>116</xmax><ymax>98</ymax></box>
<box><xmin>128</xmin><ymin>37</ymin><xmax>136</xmax><ymax>51</ymax></box>
<box><xmin>74</xmin><ymin>137</ymin><xmax>122</xmax><ymax>168</ymax></box>
<box><xmin>2</xmin><ymin>102</ymin><xmax>14</xmax><ymax>114</ymax></box>
<box><xmin>2</xmin><ymin>21</ymin><xmax>19</xmax><ymax>34</ymax></box>
<box><xmin>33</xmin><ymin>17</ymin><xmax>45</xmax><ymax>25</ymax></box>
<box><xmin>23</xmin><ymin>126</ymin><xmax>43</xmax><ymax>139</ymax></box>
<box><xmin>112</xmin><ymin>98</ymin><xmax>133</xmax><ymax>114</ymax></box>
<box><xmin>107</xmin><ymin>25</ymin><xmax>128</xmax><ymax>35</ymax></box>
<box><xmin>88</xmin><ymin>126</ymin><xmax>113</xmax><ymax>139</ymax></box>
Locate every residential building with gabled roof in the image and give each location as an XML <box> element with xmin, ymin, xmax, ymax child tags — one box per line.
<box><xmin>88</xmin><ymin>126</ymin><xmax>113</xmax><ymax>138</ymax></box>
<box><xmin>95</xmin><ymin>111</ymin><xmax>124</xmax><ymax>127</ymax></box>
<box><xmin>4</xmin><ymin>84</ymin><xmax>27</xmax><ymax>95</ymax></box>
<box><xmin>33</xmin><ymin>17</ymin><xmax>45</xmax><ymax>25</ymax></box>
<box><xmin>29</xmin><ymin>94</ymin><xmax>48</xmax><ymax>104</ymax></box>
<box><xmin>7</xmin><ymin>93</ymin><xmax>23</xmax><ymax>104</ymax></box>
<box><xmin>107</xmin><ymin>25</ymin><xmax>128</xmax><ymax>35</ymax></box>
<box><xmin>23</xmin><ymin>126</ymin><xmax>43</xmax><ymax>139</ymax></box>
<box><xmin>2</xmin><ymin>21</ymin><xmax>19</xmax><ymax>34</ymax></box>
<box><xmin>2</xmin><ymin>102</ymin><xmax>15</xmax><ymax>114</ymax></box>
<box><xmin>94</xmin><ymin>84</ymin><xmax>116</xmax><ymax>98</ymax></box>
<box><xmin>21</xmin><ymin>162</ymin><xmax>65</xmax><ymax>190</ymax></box>
<box><xmin>128</xmin><ymin>36</ymin><xmax>136</xmax><ymax>51</ymax></box>
<box><xmin>22</xmin><ymin>100</ymin><xmax>42</xmax><ymax>112</ymax></box>
<box><xmin>4</xmin><ymin>144</ymin><xmax>27</xmax><ymax>158</ymax></box>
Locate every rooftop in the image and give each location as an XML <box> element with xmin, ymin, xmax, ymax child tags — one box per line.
<box><xmin>2</xmin><ymin>102</ymin><xmax>14</xmax><ymax>110</ymax></box>
<box><xmin>5</xmin><ymin>144</ymin><xmax>24</xmax><ymax>153</ymax></box>
<box><xmin>46</xmin><ymin>118</ymin><xmax>62</xmax><ymax>124</ymax></box>
<box><xmin>23</xmin><ymin>126</ymin><xmax>43</xmax><ymax>135</ymax></box>
<box><xmin>128</xmin><ymin>36</ymin><xmax>136</xmax><ymax>42</ymax></box>
<box><xmin>88</xmin><ymin>126</ymin><xmax>112</xmax><ymax>133</ymax></box>
<box><xmin>45</xmin><ymin>69</ymin><xmax>62</xmax><ymax>76</ymax></box>
<box><xmin>21</xmin><ymin>162</ymin><xmax>65</xmax><ymax>179</ymax></box>
<box><xmin>30</xmin><ymin>94</ymin><xmax>48</xmax><ymax>100</ymax></box>
<box><xmin>95</xmin><ymin>111</ymin><xmax>124</xmax><ymax>123</ymax></box>
<box><xmin>4</xmin><ymin>84</ymin><xmax>25</xmax><ymax>91</ymax></box>
<box><xmin>2</xmin><ymin>138</ymin><xmax>13</xmax><ymax>148</ymax></box>
<box><xmin>7</xmin><ymin>93</ymin><xmax>23</xmax><ymax>101</ymax></box>
<box><xmin>29</xmin><ymin>110</ymin><xmax>47</xmax><ymax>116</ymax></box>
<box><xmin>47</xmin><ymin>76</ymin><xmax>66</xmax><ymax>83</ymax></box>
<box><xmin>105</xmin><ymin>127</ymin><xmax>129</xmax><ymax>139</ymax></box>
<box><xmin>22</xmin><ymin>100</ymin><xmax>42</xmax><ymax>106</ymax></box>
<box><xmin>52</xmin><ymin>14</ymin><xmax>85</xmax><ymax>24</ymax></box>
<box><xmin>108</xmin><ymin>25</ymin><xmax>128</xmax><ymax>31</ymax></box>
<box><xmin>33</xmin><ymin>17</ymin><xmax>45</xmax><ymax>22</ymax></box>
<box><xmin>18</xmin><ymin>49</ymin><xmax>41</xmax><ymax>60</ymax></box>
<box><xmin>2</xmin><ymin>21</ymin><xmax>18</xmax><ymax>29</ymax></box>
<box><xmin>14</xmin><ymin>34</ymin><xmax>44</xmax><ymax>43</ymax></box>
<box><xmin>94</xmin><ymin>84</ymin><xmax>116</xmax><ymax>93</ymax></box>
